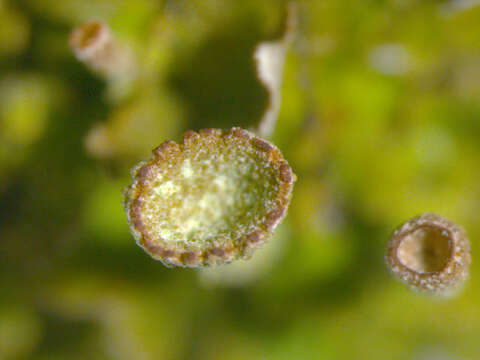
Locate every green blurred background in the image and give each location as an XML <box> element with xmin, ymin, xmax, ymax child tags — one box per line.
<box><xmin>2</xmin><ymin>0</ymin><xmax>480</xmax><ymax>359</ymax></box>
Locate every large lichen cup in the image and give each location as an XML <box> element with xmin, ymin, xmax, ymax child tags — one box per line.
<box><xmin>123</xmin><ymin>128</ymin><xmax>296</xmax><ymax>268</ymax></box>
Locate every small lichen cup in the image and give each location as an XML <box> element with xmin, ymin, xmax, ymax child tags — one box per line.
<box><xmin>123</xmin><ymin>127</ymin><xmax>296</xmax><ymax>268</ymax></box>
<box><xmin>385</xmin><ymin>213</ymin><xmax>471</xmax><ymax>296</ymax></box>
<box><xmin>69</xmin><ymin>21</ymin><xmax>135</xmax><ymax>78</ymax></box>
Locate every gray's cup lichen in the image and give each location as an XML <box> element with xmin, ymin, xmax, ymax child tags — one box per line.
<box><xmin>123</xmin><ymin>127</ymin><xmax>296</xmax><ymax>268</ymax></box>
<box><xmin>385</xmin><ymin>213</ymin><xmax>471</xmax><ymax>296</ymax></box>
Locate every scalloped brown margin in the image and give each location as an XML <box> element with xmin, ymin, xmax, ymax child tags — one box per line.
<box><xmin>385</xmin><ymin>213</ymin><xmax>471</xmax><ymax>294</ymax></box>
<box><xmin>123</xmin><ymin>127</ymin><xmax>296</xmax><ymax>268</ymax></box>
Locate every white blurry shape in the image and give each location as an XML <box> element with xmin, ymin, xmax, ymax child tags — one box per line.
<box><xmin>255</xmin><ymin>40</ymin><xmax>287</xmax><ymax>138</ymax></box>
<box><xmin>254</xmin><ymin>2</ymin><xmax>296</xmax><ymax>138</ymax></box>
<box><xmin>198</xmin><ymin>223</ymin><xmax>287</xmax><ymax>287</ymax></box>
<box><xmin>368</xmin><ymin>43</ymin><xmax>410</xmax><ymax>76</ymax></box>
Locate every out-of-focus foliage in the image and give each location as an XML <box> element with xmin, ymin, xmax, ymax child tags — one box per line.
<box><xmin>1</xmin><ymin>0</ymin><xmax>480</xmax><ymax>359</ymax></box>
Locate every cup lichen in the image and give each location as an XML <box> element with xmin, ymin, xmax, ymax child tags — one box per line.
<box><xmin>69</xmin><ymin>21</ymin><xmax>134</xmax><ymax>79</ymax></box>
<box><xmin>123</xmin><ymin>127</ymin><xmax>296</xmax><ymax>268</ymax></box>
<box><xmin>385</xmin><ymin>213</ymin><xmax>471</xmax><ymax>295</ymax></box>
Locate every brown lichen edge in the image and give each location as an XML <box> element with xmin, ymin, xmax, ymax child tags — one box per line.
<box><xmin>385</xmin><ymin>213</ymin><xmax>471</xmax><ymax>294</ymax></box>
<box><xmin>69</xmin><ymin>22</ymin><xmax>111</xmax><ymax>62</ymax></box>
<box><xmin>123</xmin><ymin>127</ymin><xmax>296</xmax><ymax>268</ymax></box>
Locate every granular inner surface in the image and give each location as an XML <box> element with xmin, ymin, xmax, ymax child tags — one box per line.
<box><xmin>397</xmin><ymin>226</ymin><xmax>452</xmax><ymax>273</ymax></box>
<box><xmin>140</xmin><ymin>142</ymin><xmax>279</xmax><ymax>247</ymax></box>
